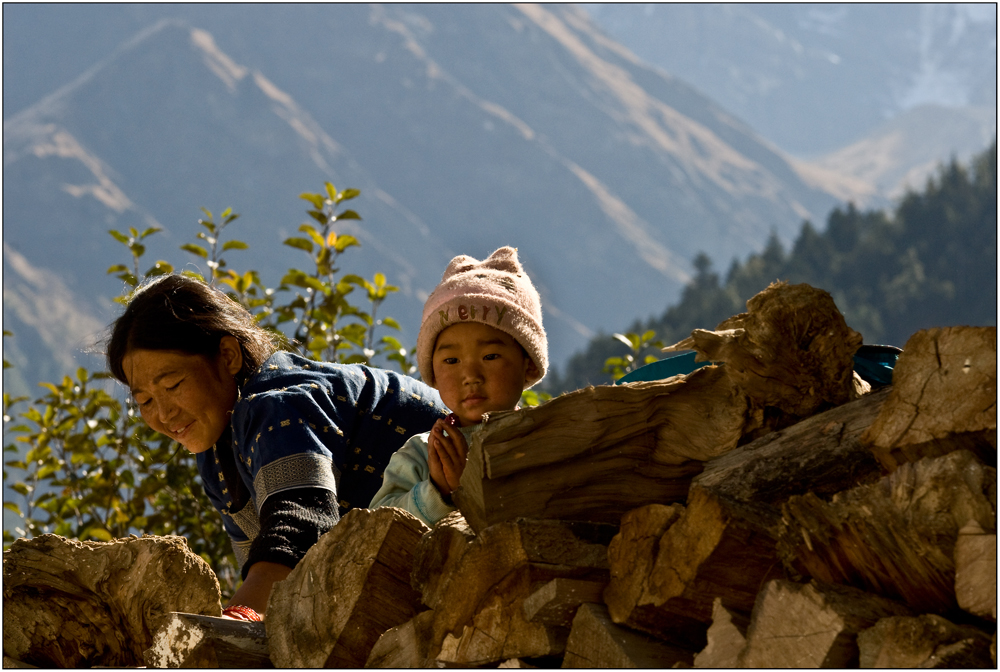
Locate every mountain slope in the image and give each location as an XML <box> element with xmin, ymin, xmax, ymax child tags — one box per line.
<box><xmin>4</xmin><ymin>6</ymin><xmax>847</xmax><ymax>395</ymax></box>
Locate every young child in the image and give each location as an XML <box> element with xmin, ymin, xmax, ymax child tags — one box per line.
<box><xmin>369</xmin><ymin>246</ymin><xmax>548</xmax><ymax>526</ymax></box>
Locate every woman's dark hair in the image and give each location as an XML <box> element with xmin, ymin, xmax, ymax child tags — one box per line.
<box><xmin>107</xmin><ymin>274</ymin><xmax>278</xmax><ymax>386</ymax></box>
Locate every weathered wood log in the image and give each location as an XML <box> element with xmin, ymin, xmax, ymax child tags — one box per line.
<box><xmin>2</xmin><ymin>534</ymin><xmax>221</xmax><ymax>668</ymax></box>
<box><xmin>143</xmin><ymin>612</ymin><xmax>270</xmax><ymax>668</ymax></box>
<box><xmin>857</xmin><ymin>613</ymin><xmax>995</xmax><ymax>668</ymax></box>
<box><xmin>561</xmin><ymin>603</ymin><xmax>694</xmax><ymax>668</ymax></box>
<box><xmin>737</xmin><ymin>579</ymin><xmax>913</xmax><ymax>668</ymax></box>
<box><xmin>604</xmin><ymin>485</ymin><xmax>783</xmax><ymax>649</ymax></box>
<box><xmin>522</xmin><ymin>578</ymin><xmax>606</xmax><ymax>629</ymax></box>
<box><xmin>862</xmin><ymin>326</ymin><xmax>997</xmax><ymax>471</ymax></box>
<box><xmin>410</xmin><ymin>511</ymin><xmax>477</xmax><ymax>611</ymax></box>
<box><xmin>435</xmin><ymin>566</ymin><xmax>568</xmax><ymax>666</ymax></box>
<box><xmin>664</xmin><ymin>281</ymin><xmax>864</xmax><ymax>422</ymax></box>
<box><xmin>415</xmin><ymin>518</ymin><xmax>614</xmax><ymax>662</ymax></box>
<box><xmin>266</xmin><ymin>507</ymin><xmax>428</xmax><ymax>668</ymax></box>
<box><xmin>691</xmin><ymin>597</ymin><xmax>750</xmax><ymax>668</ymax></box>
<box><xmin>455</xmin><ymin>365</ymin><xmax>744</xmax><ymax>532</ymax></box>
<box><xmin>954</xmin><ymin>520</ymin><xmax>997</xmax><ymax>621</ymax></box>
<box><xmin>364</xmin><ymin>610</ymin><xmax>436</xmax><ymax>668</ymax></box>
<box><xmin>778</xmin><ymin>449</ymin><xmax>996</xmax><ymax>614</ymax></box>
<box><xmin>694</xmin><ymin>385</ymin><xmax>891</xmax><ymax>506</ymax></box>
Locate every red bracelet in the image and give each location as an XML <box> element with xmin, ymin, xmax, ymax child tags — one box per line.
<box><xmin>222</xmin><ymin>605</ymin><xmax>262</xmax><ymax>622</ymax></box>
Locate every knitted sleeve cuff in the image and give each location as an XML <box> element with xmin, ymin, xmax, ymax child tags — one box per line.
<box><xmin>242</xmin><ymin>487</ymin><xmax>340</xmax><ymax>580</ymax></box>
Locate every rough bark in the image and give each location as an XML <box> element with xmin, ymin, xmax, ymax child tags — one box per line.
<box><xmin>953</xmin><ymin>520</ymin><xmax>997</xmax><ymax>621</ymax></box>
<box><xmin>857</xmin><ymin>613</ymin><xmax>994</xmax><ymax>668</ymax></box>
<box><xmin>411</xmin><ymin>511</ymin><xmax>477</xmax><ymax>611</ymax></box>
<box><xmin>778</xmin><ymin>450</ymin><xmax>996</xmax><ymax>614</ymax></box>
<box><xmin>664</xmin><ymin>281</ymin><xmax>864</xmax><ymax>422</ymax></box>
<box><xmin>143</xmin><ymin>612</ymin><xmax>270</xmax><ymax>668</ymax></box>
<box><xmin>265</xmin><ymin>507</ymin><xmax>428</xmax><ymax>668</ymax></box>
<box><xmin>455</xmin><ymin>365</ymin><xmax>745</xmax><ymax>532</ymax></box>
<box><xmin>561</xmin><ymin>603</ymin><xmax>694</xmax><ymax>668</ymax></box>
<box><xmin>2</xmin><ymin>534</ymin><xmax>221</xmax><ymax>668</ymax></box>
<box><xmin>737</xmin><ymin>579</ymin><xmax>913</xmax><ymax>668</ymax></box>
<box><xmin>691</xmin><ymin>597</ymin><xmax>750</xmax><ymax>668</ymax></box>
<box><xmin>693</xmin><ymin>386</ymin><xmax>890</xmax><ymax>506</ymax></box>
<box><xmin>604</xmin><ymin>485</ymin><xmax>783</xmax><ymax>649</ymax></box>
<box><xmin>862</xmin><ymin>326</ymin><xmax>997</xmax><ymax>471</ymax></box>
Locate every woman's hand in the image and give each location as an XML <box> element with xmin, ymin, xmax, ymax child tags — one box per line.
<box><xmin>428</xmin><ymin>414</ymin><xmax>468</xmax><ymax>497</ymax></box>
<box><xmin>224</xmin><ymin>560</ymin><xmax>293</xmax><ymax>619</ymax></box>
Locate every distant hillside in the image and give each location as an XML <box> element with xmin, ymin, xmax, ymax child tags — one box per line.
<box><xmin>3</xmin><ymin>5</ymin><xmax>846</xmax><ymax>398</ymax></box>
<box><xmin>550</xmin><ymin>142</ymin><xmax>998</xmax><ymax>392</ymax></box>
<box><xmin>583</xmin><ymin>4</ymin><xmax>997</xmax><ymax>157</ymax></box>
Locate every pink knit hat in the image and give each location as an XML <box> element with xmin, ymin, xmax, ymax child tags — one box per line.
<box><xmin>417</xmin><ymin>247</ymin><xmax>548</xmax><ymax>389</ymax></box>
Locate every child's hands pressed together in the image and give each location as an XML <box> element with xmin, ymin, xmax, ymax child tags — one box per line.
<box><xmin>428</xmin><ymin>413</ymin><xmax>468</xmax><ymax>497</ymax></box>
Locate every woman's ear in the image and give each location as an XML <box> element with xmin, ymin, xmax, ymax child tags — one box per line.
<box><xmin>218</xmin><ymin>336</ymin><xmax>244</xmax><ymax>377</ymax></box>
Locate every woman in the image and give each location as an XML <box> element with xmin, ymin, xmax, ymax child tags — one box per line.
<box><xmin>107</xmin><ymin>274</ymin><xmax>448</xmax><ymax>621</ymax></box>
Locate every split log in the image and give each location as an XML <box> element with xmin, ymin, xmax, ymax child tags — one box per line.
<box><xmin>857</xmin><ymin>613</ymin><xmax>994</xmax><ymax>668</ymax></box>
<box><xmin>693</xmin><ymin>385</ymin><xmax>890</xmax><ymax>506</ymax></box>
<box><xmin>778</xmin><ymin>449</ymin><xmax>996</xmax><ymax>614</ymax></box>
<box><xmin>435</xmin><ymin>566</ymin><xmax>568</xmax><ymax>666</ymax></box>
<box><xmin>954</xmin><ymin>520</ymin><xmax>997</xmax><ymax>620</ymax></box>
<box><xmin>664</xmin><ymin>281</ymin><xmax>864</xmax><ymax>423</ymax></box>
<box><xmin>604</xmin><ymin>485</ymin><xmax>784</xmax><ymax>649</ymax></box>
<box><xmin>143</xmin><ymin>612</ymin><xmax>270</xmax><ymax>668</ymax></box>
<box><xmin>561</xmin><ymin>603</ymin><xmax>694</xmax><ymax>668</ymax></box>
<box><xmin>522</xmin><ymin>578</ymin><xmax>606</xmax><ymax>628</ymax></box>
<box><xmin>266</xmin><ymin>507</ymin><xmax>428</xmax><ymax>668</ymax></box>
<box><xmin>862</xmin><ymin>326</ymin><xmax>997</xmax><ymax>471</ymax></box>
<box><xmin>455</xmin><ymin>365</ymin><xmax>741</xmax><ymax>532</ymax></box>
<box><xmin>691</xmin><ymin>597</ymin><xmax>749</xmax><ymax>668</ymax></box>
<box><xmin>2</xmin><ymin>534</ymin><xmax>221</xmax><ymax>668</ymax></box>
<box><xmin>365</xmin><ymin>610</ymin><xmax>436</xmax><ymax>668</ymax></box>
<box><xmin>414</xmin><ymin>518</ymin><xmax>614</xmax><ymax>663</ymax></box>
<box><xmin>737</xmin><ymin>579</ymin><xmax>913</xmax><ymax>668</ymax></box>
<box><xmin>410</xmin><ymin>511</ymin><xmax>477</xmax><ymax>610</ymax></box>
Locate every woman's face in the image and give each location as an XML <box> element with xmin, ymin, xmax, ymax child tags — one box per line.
<box><xmin>122</xmin><ymin>338</ymin><xmax>243</xmax><ymax>453</ymax></box>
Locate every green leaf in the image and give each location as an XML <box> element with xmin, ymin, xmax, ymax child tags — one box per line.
<box><xmin>336</xmin><ymin>210</ymin><xmax>362</xmax><ymax>221</ymax></box>
<box><xmin>3</xmin><ymin>502</ymin><xmax>22</xmax><ymax>516</ymax></box>
<box><xmin>340</xmin><ymin>188</ymin><xmax>361</xmax><ymax>201</ymax></box>
<box><xmin>222</xmin><ymin>240</ymin><xmax>249</xmax><ymax>252</ymax></box>
<box><xmin>180</xmin><ymin>244</ymin><xmax>209</xmax><ymax>259</ymax></box>
<box><xmin>333</xmin><ymin>235</ymin><xmax>360</xmax><ymax>252</ymax></box>
<box><xmin>298</xmin><ymin>225</ymin><xmax>325</xmax><ymax>247</ymax></box>
<box><xmin>106</xmin><ymin>264</ymin><xmax>129</xmax><ymax>274</ymax></box>
<box><xmin>108</xmin><ymin>230</ymin><xmax>130</xmax><ymax>245</ymax></box>
<box><xmin>283</xmin><ymin>237</ymin><xmax>314</xmax><ymax>253</ymax></box>
<box><xmin>381</xmin><ymin>317</ymin><xmax>401</xmax><ymax>330</ymax></box>
<box><xmin>324</xmin><ymin>182</ymin><xmax>338</xmax><ymax>201</ymax></box>
<box><xmin>145</xmin><ymin>261</ymin><xmax>173</xmax><ymax>277</ymax></box>
<box><xmin>299</xmin><ymin>192</ymin><xmax>325</xmax><ymax>209</ymax></box>
<box><xmin>139</xmin><ymin>226</ymin><xmax>162</xmax><ymax>240</ymax></box>
<box><xmin>85</xmin><ymin>527</ymin><xmax>113</xmax><ymax>542</ymax></box>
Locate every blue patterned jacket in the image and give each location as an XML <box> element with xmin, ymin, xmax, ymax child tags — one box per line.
<box><xmin>196</xmin><ymin>351</ymin><xmax>448</xmax><ymax>569</ymax></box>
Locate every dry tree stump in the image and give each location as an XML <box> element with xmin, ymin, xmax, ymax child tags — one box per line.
<box><xmin>266</xmin><ymin>507</ymin><xmax>428</xmax><ymax>668</ymax></box>
<box><xmin>862</xmin><ymin>326</ymin><xmax>997</xmax><ymax>471</ymax></box>
<box><xmin>2</xmin><ymin>534</ymin><xmax>221</xmax><ymax>668</ymax></box>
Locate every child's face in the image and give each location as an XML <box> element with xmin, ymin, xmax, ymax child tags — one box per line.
<box><xmin>431</xmin><ymin>321</ymin><xmax>538</xmax><ymax>427</ymax></box>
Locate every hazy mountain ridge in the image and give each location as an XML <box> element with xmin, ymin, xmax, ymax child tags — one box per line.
<box><xmin>4</xmin><ymin>5</ymin><xmax>851</xmax><ymax>397</ymax></box>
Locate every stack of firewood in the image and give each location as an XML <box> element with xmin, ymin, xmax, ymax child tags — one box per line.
<box><xmin>4</xmin><ymin>283</ymin><xmax>995</xmax><ymax>668</ymax></box>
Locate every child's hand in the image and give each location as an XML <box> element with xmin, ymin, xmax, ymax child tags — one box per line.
<box><xmin>428</xmin><ymin>414</ymin><xmax>468</xmax><ymax>497</ymax></box>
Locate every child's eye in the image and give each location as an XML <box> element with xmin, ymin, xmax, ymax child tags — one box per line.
<box><xmin>166</xmin><ymin>382</ymin><xmax>180</xmax><ymax>391</ymax></box>
<box><xmin>443</xmin><ymin>357</ymin><xmax>459</xmax><ymax>365</ymax></box>
<box><xmin>483</xmin><ymin>353</ymin><xmax>500</xmax><ymax>361</ymax></box>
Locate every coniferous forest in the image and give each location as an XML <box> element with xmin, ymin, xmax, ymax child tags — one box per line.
<box><xmin>548</xmin><ymin>141</ymin><xmax>997</xmax><ymax>393</ymax></box>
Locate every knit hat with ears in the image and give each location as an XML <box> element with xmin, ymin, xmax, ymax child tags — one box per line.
<box><xmin>417</xmin><ymin>246</ymin><xmax>548</xmax><ymax>389</ymax></box>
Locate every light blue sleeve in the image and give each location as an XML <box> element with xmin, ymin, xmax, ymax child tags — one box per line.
<box><xmin>368</xmin><ymin>430</ymin><xmax>456</xmax><ymax>527</ymax></box>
